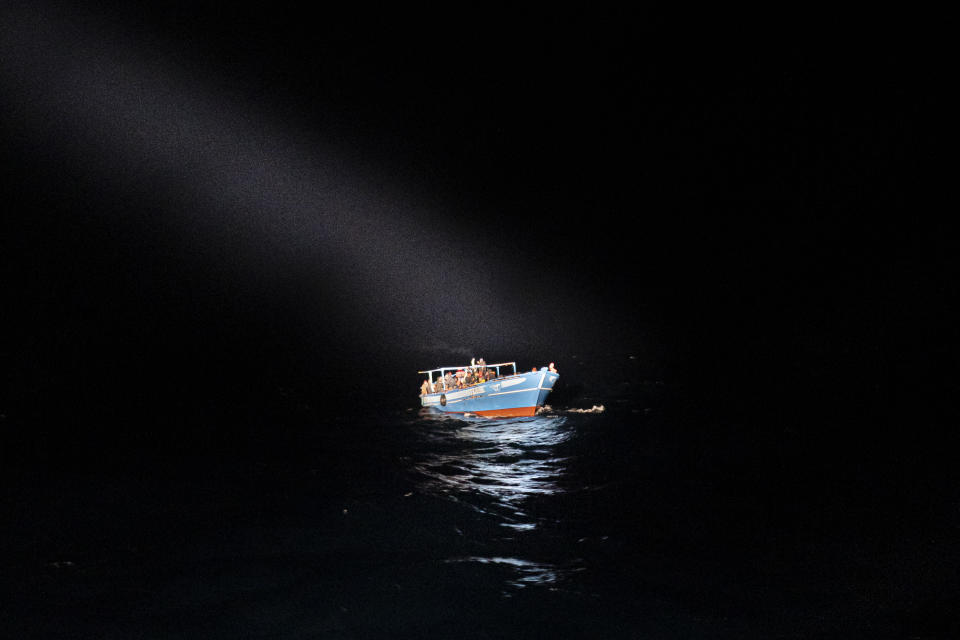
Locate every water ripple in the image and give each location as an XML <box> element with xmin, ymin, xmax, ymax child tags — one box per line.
<box><xmin>408</xmin><ymin>411</ymin><xmax>578</xmax><ymax>590</ymax></box>
<box><xmin>410</xmin><ymin>413</ymin><xmax>571</xmax><ymax>506</ymax></box>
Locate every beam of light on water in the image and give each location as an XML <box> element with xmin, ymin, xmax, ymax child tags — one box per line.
<box><xmin>411</xmin><ymin>414</ymin><xmax>571</xmax><ymax>510</ymax></box>
<box><xmin>410</xmin><ymin>413</ymin><xmax>578</xmax><ymax>590</ymax></box>
<box><xmin>443</xmin><ymin>556</ymin><xmax>566</xmax><ymax>592</ymax></box>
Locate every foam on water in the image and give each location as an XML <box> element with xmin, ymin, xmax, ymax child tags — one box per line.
<box><xmin>541</xmin><ymin>404</ymin><xmax>606</xmax><ymax>414</ymax></box>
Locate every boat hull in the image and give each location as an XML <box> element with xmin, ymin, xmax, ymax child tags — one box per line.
<box><xmin>420</xmin><ymin>369</ymin><xmax>558</xmax><ymax>418</ymax></box>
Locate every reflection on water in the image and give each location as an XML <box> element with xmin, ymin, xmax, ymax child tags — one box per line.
<box><xmin>444</xmin><ymin>556</ymin><xmax>565</xmax><ymax>591</ymax></box>
<box><xmin>410</xmin><ymin>410</ymin><xmax>571</xmax><ymax>511</ymax></box>
<box><xmin>409</xmin><ymin>409</ymin><xmax>577</xmax><ymax>591</ymax></box>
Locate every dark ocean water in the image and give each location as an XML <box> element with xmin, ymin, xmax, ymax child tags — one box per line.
<box><xmin>3</xmin><ymin>353</ymin><xmax>959</xmax><ymax>639</ymax></box>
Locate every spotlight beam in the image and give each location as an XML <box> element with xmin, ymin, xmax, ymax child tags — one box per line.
<box><xmin>1</xmin><ymin>3</ymin><xmax>526</xmax><ymax>353</ymax></box>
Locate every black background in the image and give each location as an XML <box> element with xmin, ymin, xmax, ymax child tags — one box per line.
<box><xmin>2</xmin><ymin>1</ymin><xmax>954</xmax><ymax>601</ymax></box>
<box><xmin>4</xmin><ymin>7</ymin><xmax>949</xmax><ymax>456</ymax></box>
<box><xmin>3</xmin><ymin>3</ymin><xmax>958</xmax><ymax>636</ymax></box>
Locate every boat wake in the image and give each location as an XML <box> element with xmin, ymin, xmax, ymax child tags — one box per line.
<box><xmin>564</xmin><ymin>405</ymin><xmax>605</xmax><ymax>414</ymax></box>
<box><xmin>538</xmin><ymin>404</ymin><xmax>605</xmax><ymax>414</ymax></box>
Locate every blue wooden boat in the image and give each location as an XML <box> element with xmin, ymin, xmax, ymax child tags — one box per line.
<box><xmin>418</xmin><ymin>361</ymin><xmax>559</xmax><ymax>417</ymax></box>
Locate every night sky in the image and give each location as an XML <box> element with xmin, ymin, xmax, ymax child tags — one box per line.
<box><xmin>1</xmin><ymin>5</ymin><xmax>951</xmax><ymax>477</ymax></box>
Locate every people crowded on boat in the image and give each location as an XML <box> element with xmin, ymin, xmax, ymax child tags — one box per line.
<box><xmin>420</xmin><ymin>358</ymin><xmax>555</xmax><ymax>395</ymax></box>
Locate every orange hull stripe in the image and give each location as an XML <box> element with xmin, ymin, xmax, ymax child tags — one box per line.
<box><xmin>472</xmin><ymin>406</ymin><xmax>538</xmax><ymax>418</ymax></box>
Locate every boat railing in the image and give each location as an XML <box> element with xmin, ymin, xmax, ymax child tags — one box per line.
<box><xmin>417</xmin><ymin>361</ymin><xmax>519</xmax><ymax>393</ymax></box>
<box><xmin>417</xmin><ymin>361</ymin><xmax>517</xmax><ymax>375</ymax></box>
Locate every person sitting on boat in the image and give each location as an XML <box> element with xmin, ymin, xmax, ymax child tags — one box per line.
<box><xmin>420</xmin><ymin>379</ymin><xmax>431</xmax><ymax>396</ymax></box>
<box><xmin>444</xmin><ymin>371</ymin><xmax>454</xmax><ymax>390</ymax></box>
<box><xmin>464</xmin><ymin>369</ymin><xmax>476</xmax><ymax>386</ymax></box>
<box><xmin>548</xmin><ymin>362</ymin><xmax>557</xmax><ymax>372</ymax></box>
